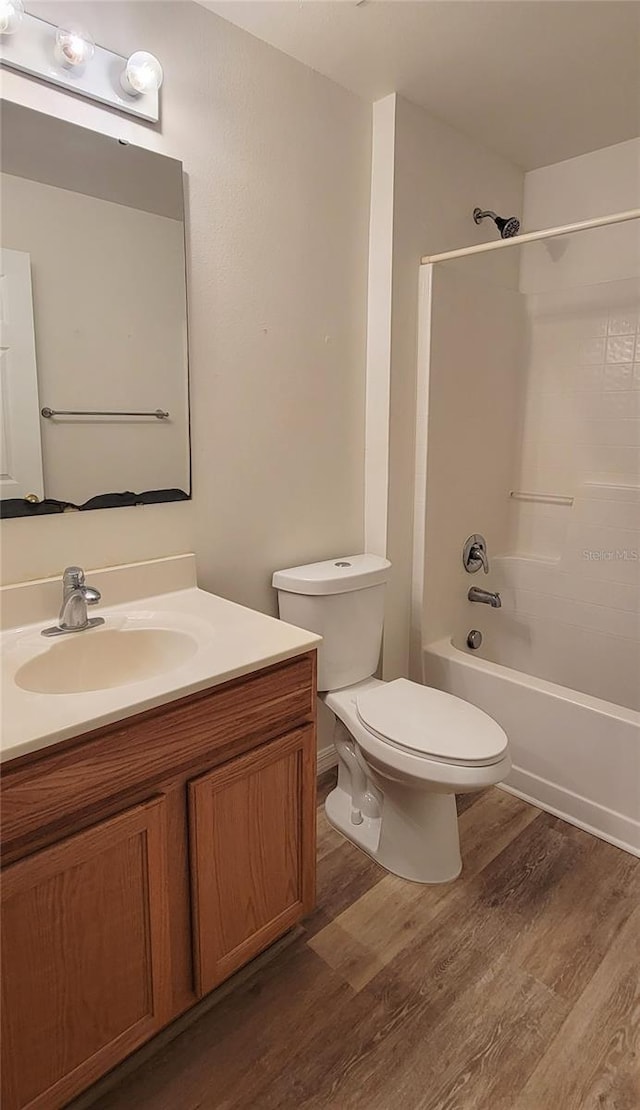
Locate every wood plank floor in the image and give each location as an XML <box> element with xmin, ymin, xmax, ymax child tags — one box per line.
<box><xmin>88</xmin><ymin>773</ymin><xmax>640</xmax><ymax>1110</ymax></box>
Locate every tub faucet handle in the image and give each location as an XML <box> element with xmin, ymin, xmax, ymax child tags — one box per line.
<box><xmin>463</xmin><ymin>534</ymin><xmax>489</xmax><ymax>574</ymax></box>
<box><xmin>471</xmin><ymin>542</ymin><xmax>489</xmax><ymax>574</ymax></box>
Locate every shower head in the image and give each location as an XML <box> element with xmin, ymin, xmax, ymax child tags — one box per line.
<box><xmin>473</xmin><ymin>207</ymin><xmax>520</xmax><ymax>239</ymax></box>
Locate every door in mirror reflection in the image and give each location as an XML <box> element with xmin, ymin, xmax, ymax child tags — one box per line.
<box><xmin>0</xmin><ymin>248</ymin><xmax>45</xmax><ymax>502</ymax></box>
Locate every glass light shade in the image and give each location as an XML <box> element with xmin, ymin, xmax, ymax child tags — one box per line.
<box><xmin>0</xmin><ymin>0</ymin><xmax>24</xmax><ymax>35</ymax></box>
<box><xmin>54</xmin><ymin>26</ymin><xmax>95</xmax><ymax>67</ymax></box>
<box><xmin>121</xmin><ymin>51</ymin><xmax>163</xmax><ymax>96</ymax></box>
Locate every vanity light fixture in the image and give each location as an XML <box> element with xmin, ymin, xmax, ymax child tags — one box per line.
<box><xmin>0</xmin><ymin>11</ymin><xmax>162</xmax><ymax>122</ymax></box>
<box><xmin>0</xmin><ymin>0</ymin><xmax>23</xmax><ymax>35</ymax></box>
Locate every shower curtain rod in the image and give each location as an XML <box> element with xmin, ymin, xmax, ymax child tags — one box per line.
<box><xmin>420</xmin><ymin>207</ymin><xmax>640</xmax><ymax>265</ymax></box>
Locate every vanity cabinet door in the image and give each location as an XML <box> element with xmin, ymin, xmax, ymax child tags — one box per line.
<box><xmin>189</xmin><ymin>725</ymin><xmax>316</xmax><ymax>995</ymax></box>
<box><xmin>1</xmin><ymin>796</ymin><xmax>172</xmax><ymax>1110</ymax></box>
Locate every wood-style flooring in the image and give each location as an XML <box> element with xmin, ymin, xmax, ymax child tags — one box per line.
<box><xmin>87</xmin><ymin>773</ymin><xmax>640</xmax><ymax>1110</ymax></box>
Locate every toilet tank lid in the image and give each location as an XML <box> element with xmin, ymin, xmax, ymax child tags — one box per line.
<box><xmin>272</xmin><ymin>554</ymin><xmax>391</xmax><ymax>595</ymax></box>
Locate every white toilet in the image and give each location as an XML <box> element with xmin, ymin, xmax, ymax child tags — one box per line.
<box><xmin>273</xmin><ymin>554</ymin><xmax>510</xmax><ymax>884</ymax></box>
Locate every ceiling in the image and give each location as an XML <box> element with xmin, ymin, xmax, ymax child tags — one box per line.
<box><xmin>200</xmin><ymin>1</ymin><xmax>640</xmax><ymax>170</ymax></box>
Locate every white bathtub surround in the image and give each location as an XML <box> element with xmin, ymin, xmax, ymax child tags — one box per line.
<box><xmin>511</xmin><ymin>277</ymin><xmax>640</xmax><ymax>556</ymax></box>
<box><xmin>424</xmin><ymin>637</ymin><xmax>640</xmax><ymax>857</ymax></box>
<box><xmin>414</xmin><ymin>267</ymin><xmax>640</xmax><ymax>709</ymax></box>
<box><xmin>502</xmin><ymin>147</ymin><xmax>640</xmax><ymax>715</ymax></box>
<box><xmin>492</xmin><ymin>547</ymin><xmax>639</xmax><ymax>712</ymax></box>
<box><xmin>413</xmin><ymin>141</ymin><xmax>639</xmax><ymax>861</ymax></box>
<box><xmin>1</xmin><ymin>554</ymin><xmax>320</xmax><ymax>761</ymax></box>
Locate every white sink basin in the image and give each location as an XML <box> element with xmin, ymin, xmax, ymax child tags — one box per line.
<box><xmin>15</xmin><ymin>627</ymin><xmax>199</xmax><ymax>694</ymax></box>
<box><xmin>1</xmin><ymin>569</ymin><xmax>322</xmax><ymax>763</ymax></box>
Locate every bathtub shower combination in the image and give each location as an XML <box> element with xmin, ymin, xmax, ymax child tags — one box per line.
<box><xmin>414</xmin><ymin>206</ymin><xmax>640</xmax><ymax>857</ymax></box>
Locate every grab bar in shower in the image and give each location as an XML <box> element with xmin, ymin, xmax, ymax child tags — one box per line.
<box><xmin>509</xmin><ymin>490</ymin><xmax>574</xmax><ymax>506</ymax></box>
<box><xmin>41</xmin><ymin>407</ymin><xmax>170</xmax><ymax>420</ymax></box>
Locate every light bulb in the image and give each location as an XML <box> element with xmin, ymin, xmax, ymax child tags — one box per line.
<box><xmin>54</xmin><ymin>26</ymin><xmax>95</xmax><ymax>68</ymax></box>
<box><xmin>121</xmin><ymin>51</ymin><xmax>163</xmax><ymax>96</ymax></box>
<box><xmin>0</xmin><ymin>0</ymin><xmax>24</xmax><ymax>35</ymax></box>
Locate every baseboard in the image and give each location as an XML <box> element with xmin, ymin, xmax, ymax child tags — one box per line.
<box><xmin>500</xmin><ymin>765</ymin><xmax>640</xmax><ymax>858</ymax></box>
<box><xmin>317</xmin><ymin>743</ymin><xmax>338</xmax><ymax>776</ymax></box>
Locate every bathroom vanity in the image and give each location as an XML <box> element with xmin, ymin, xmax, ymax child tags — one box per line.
<box><xmin>0</xmin><ymin>557</ymin><xmax>320</xmax><ymax>1110</ymax></box>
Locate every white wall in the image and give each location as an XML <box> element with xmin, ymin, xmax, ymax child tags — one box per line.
<box><xmin>2</xmin><ymin>172</ymin><xmax>189</xmax><ymax>505</ymax></box>
<box><xmin>374</xmin><ymin>95</ymin><xmax>524</xmax><ymax>680</ymax></box>
<box><xmin>0</xmin><ymin>0</ymin><xmax>371</xmax><ymax>621</ymax></box>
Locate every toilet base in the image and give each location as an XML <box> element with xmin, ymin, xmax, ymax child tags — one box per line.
<box><xmin>325</xmin><ymin>780</ymin><xmax>462</xmax><ymax>884</ymax></box>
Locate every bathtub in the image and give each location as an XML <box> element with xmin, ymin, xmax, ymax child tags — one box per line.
<box><xmin>423</xmin><ymin>636</ymin><xmax>640</xmax><ymax>857</ymax></box>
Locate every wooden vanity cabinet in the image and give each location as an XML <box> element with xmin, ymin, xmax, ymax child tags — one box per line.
<box><xmin>0</xmin><ymin>651</ymin><xmax>317</xmax><ymax>1110</ymax></box>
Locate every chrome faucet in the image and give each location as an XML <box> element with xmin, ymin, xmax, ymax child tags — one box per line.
<box><xmin>468</xmin><ymin>586</ymin><xmax>502</xmax><ymax>608</ymax></box>
<box><xmin>41</xmin><ymin>566</ymin><xmax>105</xmax><ymax>637</ymax></box>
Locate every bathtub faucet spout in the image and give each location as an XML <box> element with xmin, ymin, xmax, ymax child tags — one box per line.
<box><xmin>468</xmin><ymin>586</ymin><xmax>502</xmax><ymax>608</ymax></box>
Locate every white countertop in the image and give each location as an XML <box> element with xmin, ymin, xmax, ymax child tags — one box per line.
<box><xmin>1</xmin><ymin>586</ymin><xmax>320</xmax><ymax>763</ymax></box>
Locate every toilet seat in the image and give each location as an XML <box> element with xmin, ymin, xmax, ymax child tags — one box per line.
<box><xmin>356</xmin><ymin>678</ymin><xmax>508</xmax><ymax>768</ymax></box>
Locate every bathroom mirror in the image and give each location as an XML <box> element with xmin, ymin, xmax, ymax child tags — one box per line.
<box><xmin>0</xmin><ymin>101</ymin><xmax>190</xmax><ymax>519</ymax></box>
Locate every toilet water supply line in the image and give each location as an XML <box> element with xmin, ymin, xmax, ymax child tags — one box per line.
<box><xmin>333</xmin><ymin>719</ymin><xmax>382</xmax><ymax>826</ymax></box>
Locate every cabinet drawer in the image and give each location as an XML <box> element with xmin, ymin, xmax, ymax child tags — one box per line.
<box><xmin>1</xmin><ymin>653</ymin><xmax>316</xmax><ymax>854</ymax></box>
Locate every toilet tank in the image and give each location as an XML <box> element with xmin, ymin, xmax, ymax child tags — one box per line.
<box><xmin>272</xmin><ymin>554</ymin><xmax>391</xmax><ymax>692</ymax></box>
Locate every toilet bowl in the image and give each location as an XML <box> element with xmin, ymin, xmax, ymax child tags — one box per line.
<box><xmin>323</xmin><ymin>677</ymin><xmax>509</xmax><ymax>883</ymax></box>
<box><xmin>272</xmin><ymin>553</ymin><xmax>510</xmax><ymax>884</ymax></box>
